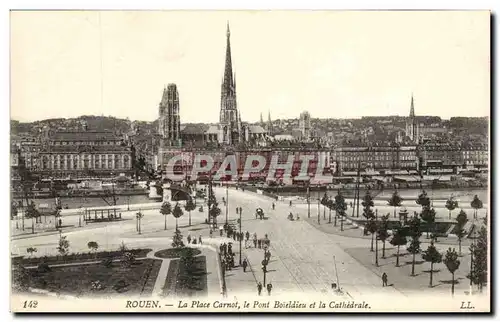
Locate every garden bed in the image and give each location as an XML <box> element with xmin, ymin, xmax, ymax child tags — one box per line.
<box><xmin>162</xmin><ymin>254</ymin><xmax>207</xmax><ymax>297</ymax></box>
<box><xmin>13</xmin><ymin>248</ymin><xmax>153</xmax><ymax>266</ymax></box>
<box><xmin>13</xmin><ymin>258</ymin><xmax>162</xmax><ymax>297</ymax></box>
<box><xmin>154</xmin><ymin>248</ymin><xmax>201</xmax><ymax>259</ymax></box>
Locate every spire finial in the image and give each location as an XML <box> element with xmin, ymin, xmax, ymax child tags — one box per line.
<box><xmin>227</xmin><ymin>21</ymin><xmax>230</xmax><ymax>37</ymax></box>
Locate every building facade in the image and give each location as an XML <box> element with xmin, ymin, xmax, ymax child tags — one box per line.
<box><xmin>159</xmin><ymin>146</ymin><xmax>331</xmax><ymax>183</ymax></box>
<box><xmin>37</xmin><ymin>131</ymin><xmax>133</xmax><ymax>179</ymax></box>
<box><xmin>419</xmin><ymin>142</ymin><xmax>488</xmax><ymax>170</ymax></box>
<box><xmin>333</xmin><ymin>145</ymin><xmax>419</xmax><ymax>174</ymax></box>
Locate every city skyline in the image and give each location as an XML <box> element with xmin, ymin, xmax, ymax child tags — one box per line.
<box><xmin>11</xmin><ymin>11</ymin><xmax>490</xmax><ymax>123</ymax></box>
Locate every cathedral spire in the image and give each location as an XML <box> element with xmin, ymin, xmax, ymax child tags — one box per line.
<box><xmin>409</xmin><ymin>93</ymin><xmax>415</xmax><ymax>118</ymax></box>
<box><xmin>223</xmin><ymin>22</ymin><xmax>234</xmax><ymax>93</ymax></box>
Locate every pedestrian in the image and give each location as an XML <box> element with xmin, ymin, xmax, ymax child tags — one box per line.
<box><xmin>382</xmin><ymin>273</ymin><xmax>388</xmax><ymax>287</ymax></box>
<box><xmin>210</xmin><ymin>229</ymin><xmax>213</xmax><ymax>238</ymax></box>
<box><xmin>258</xmin><ymin>239</ymin><xmax>262</xmax><ymax>249</ymax></box>
<box><xmin>236</xmin><ymin>207</ymin><xmax>239</xmax><ymax>215</ymax></box>
<box><xmin>199</xmin><ymin>235</ymin><xmax>202</xmax><ymax>244</ymax></box>
<box><xmin>220</xmin><ymin>227</ymin><xmax>223</xmax><ymax>237</ymax></box>
<box><xmin>289</xmin><ymin>200</ymin><xmax>292</xmax><ymax>207</ymax></box>
<box><xmin>267</xmin><ymin>283</ymin><xmax>273</xmax><ymax>295</ymax></box>
<box><xmin>272</xmin><ymin>202</ymin><xmax>275</xmax><ymax>210</ymax></box>
<box><xmin>257</xmin><ymin>282</ymin><xmax>263</xmax><ymax>296</ymax></box>
<box><xmin>242</xmin><ymin>259</ymin><xmax>248</xmax><ymax>272</ymax></box>
<box><xmin>228</xmin><ymin>243</ymin><xmax>233</xmax><ymax>254</ymax></box>
<box><xmin>246</xmin><ymin>231</ymin><xmax>250</xmax><ymax>241</ymax></box>
<box><xmin>187</xmin><ymin>235</ymin><xmax>192</xmax><ymax>244</ymax></box>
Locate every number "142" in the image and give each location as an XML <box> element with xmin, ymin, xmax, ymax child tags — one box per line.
<box><xmin>23</xmin><ymin>300</ymin><xmax>38</xmax><ymax>308</ymax></box>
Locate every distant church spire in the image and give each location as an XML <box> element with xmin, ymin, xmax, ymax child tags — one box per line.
<box><xmin>260</xmin><ymin>112</ymin><xmax>264</xmax><ymax>125</ymax></box>
<box><xmin>267</xmin><ymin>110</ymin><xmax>273</xmax><ymax>135</ymax></box>
<box><xmin>409</xmin><ymin>93</ymin><xmax>415</xmax><ymax>118</ymax></box>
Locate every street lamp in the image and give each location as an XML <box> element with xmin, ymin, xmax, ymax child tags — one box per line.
<box><xmin>238</xmin><ymin>212</ymin><xmax>242</xmax><ymax>266</ymax></box>
<box><xmin>307</xmin><ymin>182</ymin><xmax>311</xmax><ymax>218</ymax></box>
<box><xmin>317</xmin><ymin>188</ymin><xmax>320</xmax><ymax>224</ymax></box>
<box><xmin>225</xmin><ymin>180</ymin><xmax>229</xmax><ymax>225</ymax></box>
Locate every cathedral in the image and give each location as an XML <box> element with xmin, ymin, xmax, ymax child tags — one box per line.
<box><xmin>159</xmin><ymin>23</ymin><xmax>268</xmax><ymax>148</ymax></box>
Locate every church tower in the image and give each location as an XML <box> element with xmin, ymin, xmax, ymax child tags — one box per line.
<box><xmin>158</xmin><ymin>83</ymin><xmax>180</xmax><ymax>146</ymax></box>
<box><xmin>219</xmin><ymin>23</ymin><xmax>242</xmax><ymax>145</ymax></box>
<box><xmin>267</xmin><ymin>110</ymin><xmax>273</xmax><ymax>135</ymax></box>
<box><xmin>405</xmin><ymin>94</ymin><xmax>420</xmax><ymax>144</ymax></box>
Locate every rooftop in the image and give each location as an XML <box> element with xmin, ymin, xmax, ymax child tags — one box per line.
<box><xmin>50</xmin><ymin>131</ymin><xmax>122</xmax><ymax>142</ymax></box>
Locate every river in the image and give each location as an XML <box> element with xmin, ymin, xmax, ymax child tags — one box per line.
<box><xmin>277</xmin><ymin>187</ymin><xmax>488</xmax><ymax>204</ymax></box>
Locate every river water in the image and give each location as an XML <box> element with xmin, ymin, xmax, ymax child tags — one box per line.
<box><xmin>277</xmin><ymin>188</ymin><xmax>488</xmax><ymax>204</ymax></box>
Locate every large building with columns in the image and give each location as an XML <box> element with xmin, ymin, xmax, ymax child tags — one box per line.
<box><xmin>37</xmin><ymin>131</ymin><xmax>133</xmax><ymax>179</ymax></box>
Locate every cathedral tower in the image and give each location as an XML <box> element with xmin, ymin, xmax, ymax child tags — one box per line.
<box><xmin>219</xmin><ymin>23</ymin><xmax>242</xmax><ymax>145</ymax></box>
<box><xmin>158</xmin><ymin>83</ymin><xmax>181</xmax><ymax>146</ymax></box>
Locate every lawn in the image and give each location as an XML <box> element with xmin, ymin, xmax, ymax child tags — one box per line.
<box><xmin>15</xmin><ymin>258</ymin><xmax>162</xmax><ymax>297</ymax></box>
<box><xmin>13</xmin><ymin>248</ymin><xmax>153</xmax><ymax>266</ymax></box>
<box><xmin>162</xmin><ymin>255</ymin><xmax>208</xmax><ymax>298</ymax></box>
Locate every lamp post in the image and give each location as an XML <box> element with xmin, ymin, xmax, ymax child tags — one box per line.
<box><xmin>238</xmin><ymin>211</ymin><xmax>242</xmax><ymax>266</ymax></box>
<box><xmin>317</xmin><ymin>188</ymin><xmax>320</xmax><ymax>224</ymax></box>
<box><xmin>225</xmin><ymin>181</ymin><xmax>229</xmax><ymax>225</ymax></box>
<box><xmin>307</xmin><ymin>182</ymin><xmax>310</xmax><ymax>218</ymax></box>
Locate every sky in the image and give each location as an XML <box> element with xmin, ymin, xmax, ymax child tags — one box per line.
<box><xmin>10</xmin><ymin>10</ymin><xmax>490</xmax><ymax>123</ymax></box>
